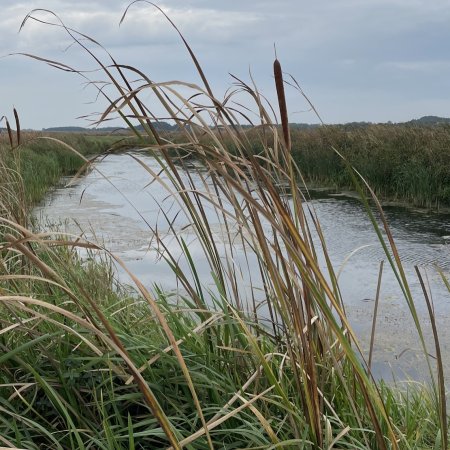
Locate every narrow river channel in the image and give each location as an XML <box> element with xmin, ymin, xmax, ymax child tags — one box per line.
<box><xmin>34</xmin><ymin>152</ymin><xmax>450</xmax><ymax>381</ymax></box>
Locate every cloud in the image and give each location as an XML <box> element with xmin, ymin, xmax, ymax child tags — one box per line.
<box><xmin>2</xmin><ymin>0</ymin><xmax>450</xmax><ymax>128</ymax></box>
<box><xmin>3</xmin><ymin>3</ymin><xmax>264</xmax><ymax>50</ymax></box>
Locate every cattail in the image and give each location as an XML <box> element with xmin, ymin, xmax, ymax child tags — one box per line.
<box><xmin>273</xmin><ymin>57</ymin><xmax>291</xmax><ymax>151</ymax></box>
<box><xmin>13</xmin><ymin>108</ymin><xmax>21</xmax><ymax>146</ymax></box>
<box><xmin>5</xmin><ymin>118</ymin><xmax>13</xmax><ymax>149</ymax></box>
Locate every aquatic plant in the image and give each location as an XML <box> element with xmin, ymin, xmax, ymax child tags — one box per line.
<box><xmin>0</xmin><ymin>4</ymin><xmax>448</xmax><ymax>448</ymax></box>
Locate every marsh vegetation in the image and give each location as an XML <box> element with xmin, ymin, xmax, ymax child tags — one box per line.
<box><xmin>0</xmin><ymin>5</ymin><xmax>449</xmax><ymax>449</ymax></box>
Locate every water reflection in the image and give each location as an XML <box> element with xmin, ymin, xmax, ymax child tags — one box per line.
<box><xmin>34</xmin><ymin>152</ymin><xmax>450</xmax><ymax>381</ymax></box>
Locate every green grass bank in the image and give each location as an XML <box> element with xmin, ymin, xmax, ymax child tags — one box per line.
<box><xmin>0</xmin><ymin>244</ymin><xmax>444</xmax><ymax>449</ymax></box>
<box><xmin>0</xmin><ymin>133</ymin><xmax>120</xmax><ymax>210</ymax></box>
<box><xmin>237</xmin><ymin>124</ymin><xmax>450</xmax><ymax>209</ymax></box>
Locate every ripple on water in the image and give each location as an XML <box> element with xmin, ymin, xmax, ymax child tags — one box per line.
<box><xmin>34</xmin><ymin>153</ymin><xmax>450</xmax><ymax>381</ymax></box>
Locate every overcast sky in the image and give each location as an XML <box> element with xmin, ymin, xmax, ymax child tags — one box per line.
<box><xmin>2</xmin><ymin>0</ymin><xmax>450</xmax><ymax>129</ymax></box>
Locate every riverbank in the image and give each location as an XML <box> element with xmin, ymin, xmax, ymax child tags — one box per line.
<box><xmin>0</xmin><ymin>133</ymin><xmax>122</xmax><ymax>211</ymax></box>
<box><xmin>237</xmin><ymin>123</ymin><xmax>450</xmax><ymax>209</ymax></box>
<box><xmin>295</xmin><ymin>124</ymin><xmax>450</xmax><ymax>209</ymax></box>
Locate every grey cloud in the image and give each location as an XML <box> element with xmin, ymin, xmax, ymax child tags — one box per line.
<box><xmin>2</xmin><ymin>0</ymin><xmax>450</xmax><ymax>128</ymax></box>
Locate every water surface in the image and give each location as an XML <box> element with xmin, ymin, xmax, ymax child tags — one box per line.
<box><xmin>34</xmin><ymin>152</ymin><xmax>450</xmax><ymax>381</ymax></box>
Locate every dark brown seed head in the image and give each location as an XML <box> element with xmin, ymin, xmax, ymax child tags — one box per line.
<box><xmin>5</xmin><ymin>119</ymin><xmax>13</xmax><ymax>149</ymax></box>
<box><xmin>273</xmin><ymin>58</ymin><xmax>290</xmax><ymax>152</ymax></box>
<box><xmin>13</xmin><ymin>108</ymin><xmax>21</xmax><ymax>146</ymax></box>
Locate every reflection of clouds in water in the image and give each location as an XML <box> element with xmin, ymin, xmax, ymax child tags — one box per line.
<box><xmin>34</xmin><ymin>152</ymin><xmax>450</xmax><ymax>381</ymax></box>
<box><xmin>34</xmin><ymin>152</ymin><xmax>450</xmax><ymax>289</ymax></box>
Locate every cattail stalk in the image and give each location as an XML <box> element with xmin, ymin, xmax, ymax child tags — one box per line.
<box><xmin>5</xmin><ymin>119</ymin><xmax>13</xmax><ymax>149</ymax></box>
<box><xmin>14</xmin><ymin>108</ymin><xmax>21</xmax><ymax>146</ymax></box>
<box><xmin>274</xmin><ymin>57</ymin><xmax>291</xmax><ymax>151</ymax></box>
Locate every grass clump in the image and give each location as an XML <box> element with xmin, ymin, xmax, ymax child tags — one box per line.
<box><xmin>0</xmin><ymin>238</ymin><xmax>443</xmax><ymax>448</ymax></box>
<box><xmin>0</xmin><ymin>4</ymin><xmax>449</xmax><ymax>449</ymax></box>
<box><xmin>175</xmin><ymin>122</ymin><xmax>450</xmax><ymax>209</ymax></box>
<box><xmin>0</xmin><ymin>132</ymin><xmax>120</xmax><ymax>212</ymax></box>
<box><xmin>289</xmin><ymin>124</ymin><xmax>450</xmax><ymax>208</ymax></box>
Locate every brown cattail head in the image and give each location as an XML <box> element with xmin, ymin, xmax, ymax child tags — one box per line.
<box><xmin>13</xmin><ymin>108</ymin><xmax>21</xmax><ymax>146</ymax></box>
<box><xmin>273</xmin><ymin>58</ymin><xmax>291</xmax><ymax>152</ymax></box>
<box><xmin>5</xmin><ymin>119</ymin><xmax>14</xmax><ymax>149</ymax></box>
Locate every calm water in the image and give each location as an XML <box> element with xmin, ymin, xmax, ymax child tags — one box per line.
<box><xmin>34</xmin><ymin>152</ymin><xmax>450</xmax><ymax>380</ymax></box>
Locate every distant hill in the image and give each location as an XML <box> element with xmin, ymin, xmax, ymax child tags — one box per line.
<box><xmin>407</xmin><ymin>116</ymin><xmax>450</xmax><ymax>125</ymax></box>
<box><xmin>289</xmin><ymin>123</ymin><xmax>321</xmax><ymax>129</ymax></box>
<box><xmin>135</xmin><ymin>123</ymin><xmax>178</xmax><ymax>132</ymax></box>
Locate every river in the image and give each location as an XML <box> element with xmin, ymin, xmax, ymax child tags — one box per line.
<box><xmin>34</xmin><ymin>152</ymin><xmax>450</xmax><ymax>381</ymax></box>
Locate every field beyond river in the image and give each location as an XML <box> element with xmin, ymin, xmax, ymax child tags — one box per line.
<box><xmin>252</xmin><ymin>123</ymin><xmax>450</xmax><ymax>209</ymax></box>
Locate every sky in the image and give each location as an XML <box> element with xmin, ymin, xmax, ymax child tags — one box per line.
<box><xmin>1</xmin><ymin>0</ymin><xmax>450</xmax><ymax>129</ymax></box>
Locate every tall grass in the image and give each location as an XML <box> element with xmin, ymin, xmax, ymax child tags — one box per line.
<box><xmin>0</xmin><ymin>130</ymin><xmax>119</xmax><ymax>218</ymax></box>
<box><xmin>0</xmin><ymin>5</ymin><xmax>448</xmax><ymax>449</ymax></box>
<box><xmin>171</xmin><ymin>123</ymin><xmax>450</xmax><ymax>208</ymax></box>
<box><xmin>288</xmin><ymin>124</ymin><xmax>450</xmax><ymax>208</ymax></box>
